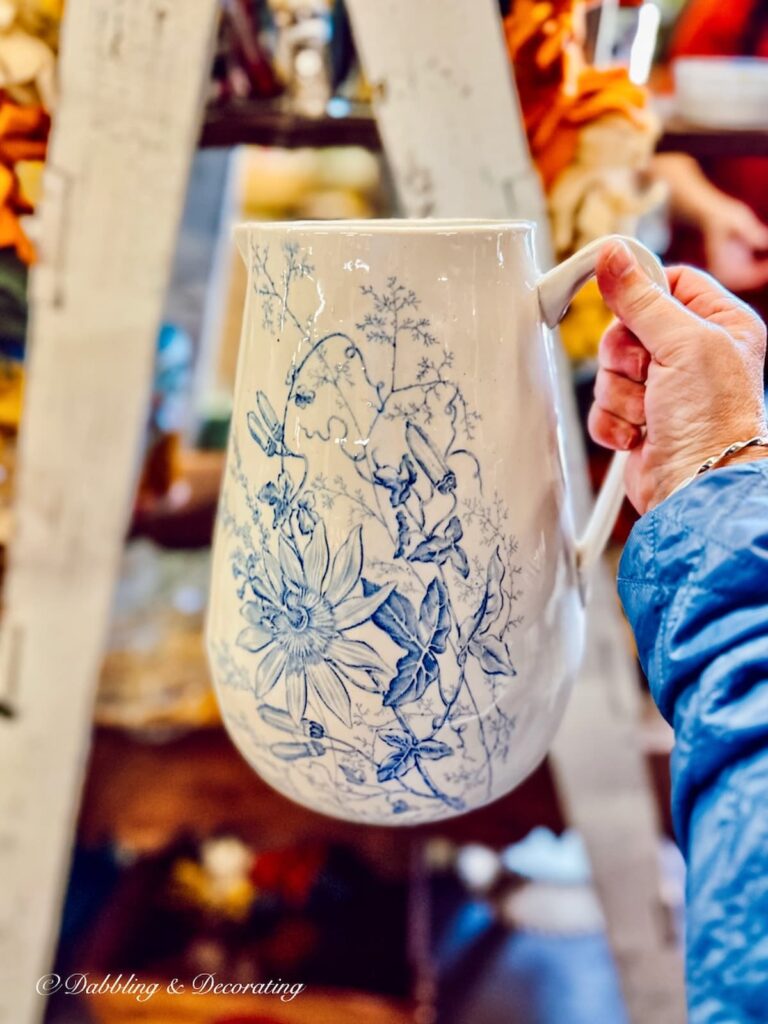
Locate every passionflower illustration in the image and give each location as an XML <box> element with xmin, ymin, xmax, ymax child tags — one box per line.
<box><xmin>405</xmin><ymin>421</ymin><xmax>456</xmax><ymax>494</ymax></box>
<box><xmin>247</xmin><ymin>391</ymin><xmax>284</xmax><ymax>456</ymax></box>
<box><xmin>237</xmin><ymin>524</ymin><xmax>394</xmax><ymax>726</ymax></box>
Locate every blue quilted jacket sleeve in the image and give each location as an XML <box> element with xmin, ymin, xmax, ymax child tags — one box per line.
<box><xmin>618</xmin><ymin>460</ymin><xmax>768</xmax><ymax>1024</ymax></box>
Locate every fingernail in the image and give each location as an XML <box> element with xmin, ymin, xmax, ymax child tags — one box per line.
<box><xmin>606</xmin><ymin>240</ymin><xmax>635</xmax><ymax>280</ymax></box>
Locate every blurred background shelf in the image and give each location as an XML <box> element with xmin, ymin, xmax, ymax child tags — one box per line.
<box><xmin>77</xmin><ymin>726</ymin><xmax>566</xmax><ymax>857</ymax></box>
<box><xmin>200</xmin><ymin>99</ymin><xmax>381</xmax><ymax>150</ymax></box>
<box><xmin>658</xmin><ymin>117</ymin><xmax>768</xmax><ymax>157</ymax></box>
<box><xmin>200</xmin><ymin>102</ymin><xmax>768</xmax><ymax>165</ymax></box>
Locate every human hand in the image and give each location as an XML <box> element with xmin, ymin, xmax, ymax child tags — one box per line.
<box><xmin>589</xmin><ymin>240</ymin><xmax>768</xmax><ymax>514</ymax></box>
<box><xmin>701</xmin><ymin>195</ymin><xmax>768</xmax><ymax>293</ymax></box>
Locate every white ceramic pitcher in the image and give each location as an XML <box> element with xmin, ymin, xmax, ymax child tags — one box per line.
<box><xmin>206</xmin><ymin>219</ymin><xmax>666</xmax><ymax>825</ymax></box>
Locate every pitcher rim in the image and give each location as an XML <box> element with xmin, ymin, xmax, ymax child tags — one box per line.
<box><xmin>234</xmin><ymin>218</ymin><xmax>536</xmax><ymax>235</ymax></box>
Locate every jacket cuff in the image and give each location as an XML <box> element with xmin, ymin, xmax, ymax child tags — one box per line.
<box><xmin>617</xmin><ymin>459</ymin><xmax>768</xmax><ymax>722</ymax></box>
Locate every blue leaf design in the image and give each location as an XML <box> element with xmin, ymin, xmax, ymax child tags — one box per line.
<box><xmin>391</xmin><ymin>800</ymin><xmax>409</xmax><ymax>814</ymax></box>
<box><xmin>361</xmin><ymin>579</ymin><xmax>421</xmax><ymax>652</ymax></box>
<box><xmin>381</xmin><ymin>730</ymin><xmax>411</xmax><ymax>750</ymax></box>
<box><xmin>409</xmin><ymin>516</ymin><xmax>470</xmax><ymax>578</ymax></box>
<box><xmin>382</xmin><ymin>578</ymin><xmax>450</xmax><ymax>707</ymax></box>
<box><xmin>459</xmin><ymin>547</ymin><xmax>506</xmax><ymax>655</ymax></box>
<box><xmin>377</xmin><ymin>747</ymin><xmax>415</xmax><ymax>782</ymax></box>
<box><xmin>469</xmin><ymin>634</ymin><xmax>516</xmax><ymax>678</ymax></box>
<box><xmin>478</xmin><ymin>547</ymin><xmax>505</xmax><ymax>631</ymax></box>
<box><xmin>420</xmin><ymin>578</ymin><xmax>451</xmax><ymax>654</ymax></box>
<box><xmin>385</xmin><ymin>646</ymin><xmax>439</xmax><ymax>708</ymax></box>
<box><xmin>416</xmin><ymin>738</ymin><xmax>453</xmax><ymax>760</ymax></box>
<box><xmin>447</xmin><ymin>545</ymin><xmax>470</xmax><ymax>578</ymax></box>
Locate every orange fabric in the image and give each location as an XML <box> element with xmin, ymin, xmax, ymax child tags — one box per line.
<box><xmin>504</xmin><ymin>0</ymin><xmax>654</xmax><ymax>188</ymax></box>
<box><xmin>0</xmin><ymin>94</ymin><xmax>50</xmax><ymax>264</ymax></box>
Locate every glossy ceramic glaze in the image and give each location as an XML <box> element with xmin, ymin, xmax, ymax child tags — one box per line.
<box><xmin>206</xmin><ymin>220</ymin><xmax>648</xmax><ymax>825</ymax></box>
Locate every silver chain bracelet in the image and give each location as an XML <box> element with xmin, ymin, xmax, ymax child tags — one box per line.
<box><xmin>669</xmin><ymin>434</ymin><xmax>768</xmax><ymax>497</ymax></box>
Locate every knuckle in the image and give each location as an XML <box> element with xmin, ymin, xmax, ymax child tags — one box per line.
<box><xmin>587</xmin><ymin>403</ymin><xmax>608</xmax><ymax>443</ymax></box>
<box><xmin>632</xmin><ymin>348</ymin><xmax>650</xmax><ymax>380</ymax></box>
<box><xmin>626</xmin><ymin>390</ymin><xmax>645</xmax><ymax>425</ymax></box>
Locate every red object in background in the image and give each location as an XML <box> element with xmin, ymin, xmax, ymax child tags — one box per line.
<box><xmin>211</xmin><ymin>0</ymin><xmax>282</xmax><ymax>104</ymax></box>
<box><xmin>670</xmin><ymin>0</ymin><xmax>768</xmax><ymax>59</ymax></box>
<box><xmin>250</xmin><ymin>844</ymin><xmax>328</xmax><ymax>907</ymax></box>
<box><xmin>225</xmin><ymin>0</ymin><xmax>282</xmax><ymax>98</ymax></box>
<box><xmin>666</xmin><ymin>0</ymin><xmax>768</xmax><ymax>318</ymax></box>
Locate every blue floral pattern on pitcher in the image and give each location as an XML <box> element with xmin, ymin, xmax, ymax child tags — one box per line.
<box><xmin>213</xmin><ymin>242</ymin><xmax>525</xmax><ymax>822</ymax></box>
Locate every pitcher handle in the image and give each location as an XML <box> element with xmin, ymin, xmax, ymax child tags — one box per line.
<box><xmin>537</xmin><ymin>235</ymin><xmax>670</xmax><ymax>576</ymax></box>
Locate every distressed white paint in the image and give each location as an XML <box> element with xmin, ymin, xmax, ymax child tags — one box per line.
<box><xmin>346</xmin><ymin>2</ymin><xmax>685</xmax><ymax>1020</ymax></box>
<box><xmin>347</xmin><ymin>0</ymin><xmax>547</xmax><ymax>228</ymax></box>
<box><xmin>0</xmin><ymin>2</ymin><xmax>219</xmax><ymax>1021</ymax></box>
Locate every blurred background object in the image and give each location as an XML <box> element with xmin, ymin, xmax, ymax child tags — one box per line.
<box><xmin>652</xmin><ymin>0</ymin><xmax>768</xmax><ymax>336</ymax></box>
<box><xmin>503</xmin><ymin>0</ymin><xmax>666</xmax><ymax>365</ymax></box>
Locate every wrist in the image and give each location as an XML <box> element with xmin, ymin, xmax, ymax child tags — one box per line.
<box><xmin>654</xmin><ymin>441</ymin><xmax>768</xmax><ymax>509</ymax></box>
<box><xmin>717</xmin><ymin>446</ymin><xmax>768</xmax><ymax>471</ymax></box>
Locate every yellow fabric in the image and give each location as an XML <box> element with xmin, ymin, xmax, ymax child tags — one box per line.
<box><xmin>0</xmin><ymin>360</ymin><xmax>24</xmax><ymax>429</ymax></box>
<box><xmin>15</xmin><ymin>157</ymin><xmax>43</xmax><ymax>206</ymax></box>
<box><xmin>558</xmin><ymin>278</ymin><xmax>612</xmax><ymax>361</ymax></box>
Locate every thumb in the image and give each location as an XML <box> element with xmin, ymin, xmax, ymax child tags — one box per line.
<box><xmin>596</xmin><ymin>240</ymin><xmax>694</xmax><ymax>358</ymax></box>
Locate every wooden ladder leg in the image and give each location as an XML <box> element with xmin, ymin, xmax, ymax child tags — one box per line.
<box><xmin>550</xmin><ymin>571</ymin><xmax>687</xmax><ymax>1024</ymax></box>
<box><xmin>0</xmin><ymin>4</ymin><xmax>219</xmax><ymax>1021</ymax></box>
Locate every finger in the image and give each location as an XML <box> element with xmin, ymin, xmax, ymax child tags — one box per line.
<box><xmin>596</xmin><ymin>241</ymin><xmax>701</xmax><ymax>359</ymax></box>
<box><xmin>729</xmin><ymin>259</ymin><xmax>768</xmax><ymax>293</ymax></box>
<box><xmin>588</xmin><ymin>403</ymin><xmax>643</xmax><ymax>451</ymax></box>
<box><xmin>730</xmin><ymin>206</ymin><xmax>768</xmax><ymax>249</ymax></box>
<box><xmin>666</xmin><ymin>262</ymin><xmax>752</xmax><ymax>312</ymax></box>
<box><xmin>666</xmin><ymin>262</ymin><xmax>767</xmax><ymax>337</ymax></box>
<box><xmin>599</xmin><ymin>320</ymin><xmax>650</xmax><ymax>382</ymax></box>
<box><xmin>594</xmin><ymin>368</ymin><xmax>646</xmax><ymax>426</ymax></box>
<box><xmin>665</xmin><ymin>262</ymin><xmax>728</xmax><ymax>303</ymax></box>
